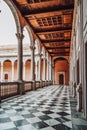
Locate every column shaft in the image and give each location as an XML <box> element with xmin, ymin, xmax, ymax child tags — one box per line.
<box><xmin>38</xmin><ymin>54</ymin><xmax>42</xmax><ymax>80</ymax></box>
<box><xmin>30</xmin><ymin>46</ymin><xmax>35</xmax><ymax>80</ymax></box>
<box><xmin>12</xmin><ymin>62</ymin><xmax>14</xmax><ymax>81</ymax></box>
<box><xmin>16</xmin><ymin>33</ymin><xmax>24</xmax><ymax>95</ymax></box>
<box><xmin>1</xmin><ymin>62</ymin><xmax>3</xmax><ymax>81</ymax></box>
<box><xmin>23</xmin><ymin>62</ymin><xmax>26</xmax><ymax>80</ymax></box>
<box><xmin>44</xmin><ymin>58</ymin><xmax>46</xmax><ymax>80</ymax></box>
<box><xmin>16</xmin><ymin>33</ymin><xmax>24</xmax><ymax>81</ymax></box>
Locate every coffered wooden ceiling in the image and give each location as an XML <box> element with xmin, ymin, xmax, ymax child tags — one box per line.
<box><xmin>13</xmin><ymin>0</ymin><xmax>74</xmax><ymax>57</ymax></box>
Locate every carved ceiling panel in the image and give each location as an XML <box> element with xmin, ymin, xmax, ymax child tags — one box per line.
<box><xmin>13</xmin><ymin>0</ymin><xmax>74</xmax><ymax>56</ymax></box>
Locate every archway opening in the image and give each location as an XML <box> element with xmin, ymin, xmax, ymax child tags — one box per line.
<box><xmin>3</xmin><ymin>60</ymin><xmax>11</xmax><ymax>81</ymax></box>
<box><xmin>59</xmin><ymin>74</ymin><xmax>64</xmax><ymax>85</ymax></box>
<box><xmin>0</xmin><ymin>0</ymin><xmax>17</xmax><ymax>45</ymax></box>
<box><xmin>54</xmin><ymin>57</ymin><xmax>69</xmax><ymax>85</ymax></box>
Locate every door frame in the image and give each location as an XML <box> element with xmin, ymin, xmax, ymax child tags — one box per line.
<box><xmin>58</xmin><ymin>72</ymin><xmax>65</xmax><ymax>85</ymax></box>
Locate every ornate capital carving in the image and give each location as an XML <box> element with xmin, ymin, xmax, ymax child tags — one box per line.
<box><xmin>37</xmin><ymin>53</ymin><xmax>43</xmax><ymax>57</ymax></box>
<box><xmin>30</xmin><ymin>46</ymin><xmax>35</xmax><ymax>50</ymax></box>
<box><xmin>16</xmin><ymin>33</ymin><xmax>24</xmax><ymax>40</ymax></box>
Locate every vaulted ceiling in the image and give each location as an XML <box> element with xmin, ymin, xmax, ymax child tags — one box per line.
<box><xmin>13</xmin><ymin>0</ymin><xmax>74</xmax><ymax>57</ymax></box>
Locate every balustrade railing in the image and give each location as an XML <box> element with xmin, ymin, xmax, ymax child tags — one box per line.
<box><xmin>24</xmin><ymin>81</ymin><xmax>33</xmax><ymax>92</ymax></box>
<box><xmin>0</xmin><ymin>82</ymin><xmax>18</xmax><ymax>100</ymax></box>
<box><xmin>0</xmin><ymin>80</ymin><xmax>53</xmax><ymax>102</ymax></box>
<box><xmin>35</xmin><ymin>81</ymin><xmax>40</xmax><ymax>89</ymax></box>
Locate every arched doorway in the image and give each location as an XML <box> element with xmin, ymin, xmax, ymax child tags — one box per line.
<box><xmin>59</xmin><ymin>74</ymin><xmax>64</xmax><ymax>85</ymax></box>
<box><xmin>54</xmin><ymin>57</ymin><xmax>69</xmax><ymax>85</ymax></box>
<box><xmin>3</xmin><ymin>60</ymin><xmax>12</xmax><ymax>81</ymax></box>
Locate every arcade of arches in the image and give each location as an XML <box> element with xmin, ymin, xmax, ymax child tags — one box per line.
<box><xmin>0</xmin><ymin>0</ymin><xmax>87</xmax><ymax>130</ymax></box>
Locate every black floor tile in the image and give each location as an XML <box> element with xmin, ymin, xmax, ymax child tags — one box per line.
<box><xmin>14</xmin><ymin>119</ymin><xmax>29</xmax><ymax>127</ymax></box>
<box><xmin>57</xmin><ymin>112</ymin><xmax>70</xmax><ymax>116</ymax></box>
<box><xmin>39</xmin><ymin>115</ymin><xmax>52</xmax><ymax>120</ymax></box>
<box><xmin>23</xmin><ymin>113</ymin><xmax>35</xmax><ymax>118</ymax></box>
<box><xmin>42</xmin><ymin>110</ymin><xmax>54</xmax><ymax>114</ymax></box>
<box><xmin>52</xmin><ymin>124</ymin><xmax>71</xmax><ymax>130</ymax></box>
<box><xmin>0</xmin><ymin>117</ymin><xmax>11</xmax><ymax>123</ymax></box>
<box><xmin>32</xmin><ymin>121</ymin><xmax>49</xmax><ymax>129</ymax></box>
<box><xmin>6</xmin><ymin>128</ymin><xmax>18</xmax><ymax>130</ymax></box>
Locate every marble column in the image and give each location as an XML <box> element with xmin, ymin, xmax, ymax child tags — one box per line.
<box><xmin>16</xmin><ymin>33</ymin><xmax>24</xmax><ymax>81</ymax></box>
<box><xmin>38</xmin><ymin>53</ymin><xmax>42</xmax><ymax>81</ymax></box>
<box><xmin>49</xmin><ymin>57</ymin><xmax>52</xmax><ymax>81</ymax></box>
<box><xmin>48</xmin><ymin>59</ymin><xmax>50</xmax><ymax>81</ymax></box>
<box><xmin>1</xmin><ymin>61</ymin><xmax>3</xmax><ymax>81</ymax></box>
<box><xmin>76</xmin><ymin>0</ymin><xmax>83</xmax><ymax>113</ymax></box>
<box><xmin>44</xmin><ymin>57</ymin><xmax>46</xmax><ymax>81</ymax></box>
<box><xmin>43</xmin><ymin>54</ymin><xmax>47</xmax><ymax>86</ymax></box>
<box><xmin>38</xmin><ymin>53</ymin><xmax>43</xmax><ymax>87</ymax></box>
<box><xmin>50</xmin><ymin>58</ymin><xmax>53</xmax><ymax>82</ymax></box>
<box><xmin>30</xmin><ymin>46</ymin><xmax>35</xmax><ymax>80</ymax></box>
<box><xmin>12</xmin><ymin>61</ymin><xmax>14</xmax><ymax>81</ymax></box>
<box><xmin>30</xmin><ymin>45</ymin><xmax>36</xmax><ymax>90</ymax></box>
<box><xmin>16</xmin><ymin>33</ymin><xmax>24</xmax><ymax>94</ymax></box>
<box><xmin>23</xmin><ymin>62</ymin><xmax>26</xmax><ymax>80</ymax></box>
<box><xmin>77</xmin><ymin>83</ymin><xmax>82</xmax><ymax>112</ymax></box>
<box><xmin>52</xmin><ymin>62</ymin><xmax>54</xmax><ymax>84</ymax></box>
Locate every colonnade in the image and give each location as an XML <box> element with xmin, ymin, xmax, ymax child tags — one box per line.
<box><xmin>0</xmin><ymin>46</ymin><xmax>53</xmax><ymax>82</ymax></box>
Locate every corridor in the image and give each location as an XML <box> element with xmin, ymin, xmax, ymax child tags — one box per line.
<box><xmin>0</xmin><ymin>85</ymin><xmax>72</xmax><ymax>130</ymax></box>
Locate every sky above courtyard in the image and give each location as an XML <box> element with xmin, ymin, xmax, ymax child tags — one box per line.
<box><xmin>0</xmin><ymin>0</ymin><xmax>30</xmax><ymax>46</ymax></box>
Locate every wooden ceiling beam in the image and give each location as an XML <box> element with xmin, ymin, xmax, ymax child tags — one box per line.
<box><xmin>44</xmin><ymin>41</ymin><xmax>70</xmax><ymax>44</ymax></box>
<box><xmin>50</xmin><ymin>52</ymin><xmax>69</xmax><ymax>54</ymax></box>
<box><xmin>35</xmin><ymin>26</ymin><xmax>72</xmax><ymax>33</ymax></box>
<box><xmin>36</xmin><ymin>29</ymin><xmax>71</xmax><ymax>35</ymax></box>
<box><xmin>42</xmin><ymin>39</ymin><xmax>71</xmax><ymax>43</ymax></box>
<box><xmin>23</xmin><ymin>4</ymin><xmax>74</xmax><ymax>15</ymax></box>
<box><xmin>46</xmin><ymin>46</ymin><xmax>70</xmax><ymax>49</ymax></box>
<box><xmin>50</xmin><ymin>53</ymin><xmax>69</xmax><ymax>56</ymax></box>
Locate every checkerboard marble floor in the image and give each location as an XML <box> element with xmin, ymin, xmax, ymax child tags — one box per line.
<box><xmin>0</xmin><ymin>85</ymin><xmax>72</xmax><ymax>130</ymax></box>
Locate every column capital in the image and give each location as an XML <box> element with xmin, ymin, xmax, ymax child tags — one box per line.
<box><xmin>16</xmin><ymin>33</ymin><xmax>24</xmax><ymax>40</ymax></box>
<box><xmin>11</xmin><ymin>61</ymin><xmax>14</xmax><ymax>66</ymax></box>
<box><xmin>30</xmin><ymin>46</ymin><xmax>35</xmax><ymax>50</ymax></box>
<box><xmin>37</xmin><ymin>53</ymin><xmax>43</xmax><ymax>58</ymax></box>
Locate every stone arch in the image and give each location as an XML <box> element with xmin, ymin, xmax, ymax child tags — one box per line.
<box><xmin>42</xmin><ymin>47</ymin><xmax>45</xmax><ymax>55</ymax></box>
<box><xmin>24</xmin><ymin>25</ymin><xmax>34</xmax><ymax>46</ymax></box>
<box><xmin>54</xmin><ymin>57</ymin><xmax>69</xmax><ymax>63</ymax></box>
<box><xmin>4</xmin><ymin>0</ymin><xmax>21</xmax><ymax>33</ymax></box>
<box><xmin>3</xmin><ymin>59</ymin><xmax>12</xmax><ymax>64</ymax></box>
<box><xmin>25</xmin><ymin>59</ymin><xmax>31</xmax><ymax>81</ymax></box>
<box><xmin>54</xmin><ymin>57</ymin><xmax>69</xmax><ymax>85</ymax></box>
<box><xmin>35</xmin><ymin>39</ymin><xmax>41</xmax><ymax>54</ymax></box>
<box><xmin>14</xmin><ymin>59</ymin><xmax>18</xmax><ymax>63</ymax></box>
<box><xmin>53</xmin><ymin>56</ymin><xmax>69</xmax><ymax>64</ymax></box>
<box><xmin>3</xmin><ymin>59</ymin><xmax>12</xmax><ymax>81</ymax></box>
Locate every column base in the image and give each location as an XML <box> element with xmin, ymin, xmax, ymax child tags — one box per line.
<box><xmin>77</xmin><ymin>83</ymin><xmax>82</xmax><ymax>112</ymax></box>
<box><xmin>73</xmin><ymin>82</ymin><xmax>77</xmax><ymax>98</ymax></box>
<box><xmin>32</xmin><ymin>80</ymin><xmax>36</xmax><ymax>90</ymax></box>
<box><xmin>39</xmin><ymin>80</ymin><xmax>43</xmax><ymax>88</ymax></box>
<box><xmin>18</xmin><ymin>80</ymin><xmax>25</xmax><ymax>95</ymax></box>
